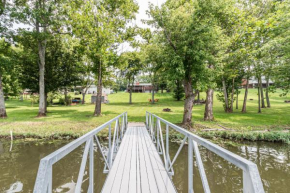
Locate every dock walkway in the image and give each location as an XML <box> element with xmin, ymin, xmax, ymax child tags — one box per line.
<box><xmin>101</xmin><ymin>123</ymin><xmax>176</xmax><ymax>193</ymax></box>
<box><xmin>33</xmin><ymin>112</ymin><xmax>264</xmax><ymax>193</ymax></box>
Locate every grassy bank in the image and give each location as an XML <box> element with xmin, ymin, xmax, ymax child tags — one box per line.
<box><xmin>0</xmin><ymin>89</ymin><xmax>289</xmax><ymax>142</ymax></box>
<box><xmin>197</xmin><ymin>131</ymin><xmax>290</xmax><ymax>144</ymax></box>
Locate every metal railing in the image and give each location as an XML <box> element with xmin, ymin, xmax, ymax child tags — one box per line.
<box><xmin>33</xmin><ymin>112</ymin><xmax>128</xmax><ymax>193</ymax></box>
<box><xmin>146</xmin><ymin>112</ymin><xmax>265</xmax><ymax>193</ymax></box>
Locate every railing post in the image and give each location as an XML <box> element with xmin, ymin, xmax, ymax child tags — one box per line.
<box><xmin>188</xmin><ymin>137</ymin><xmax>194</xmax><ymax>193</ymax></box>
<box><xmin>166</xmin><ymin>124</ymin><xmax>169</xmax><ymax>171</ymax></box>
<box><xmin>126</xmin><ymin>112</ymin><xmax>128</xmax><ymax>128</ymax></box>
<box><xmin>157</xmin><ymin>119</ymin><xmax>160</xmax><ymax>151</ymax></box>
<box><xmin>152</xmin><ymin>115</ymin><xmax>154</xmax><ymax>138</ymax></box>
<box><xmin>193</xmin><ymin>141</ymin><xmax>210</xmax><ymax>193</ymax></box>
<box><xmin>146</xmin><ymin>112</ymin><xmax>148</xmax><ymax>127</ymax></box>
<box><xmin>115</xmin><ymin>119</ymin><xmax>119</xmax><ymax>152</ymax></box>
<box><xmin>108</xmin><ymin>124</ymin><xmax>112</xmax><ymax>168</ymax></box>
<box><xmin>48</xmin><ymin>166</ymin><xmax>52</xmax><ymax>193</ymax></box>
<box><xmin>121</xmin><ymin>115</ymin><xmax>124</xmax><ymax>140</ymax></box>
<box><xmin>89</xmin><ymin>137</ymin><xmax>94</xmax><ymax>193</ymax></box>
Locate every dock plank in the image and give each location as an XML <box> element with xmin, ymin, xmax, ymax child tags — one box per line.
<box><xmin>101</xmin><ymin>124</ymin><xmax>176</xmax><ymax>193</ymax></box>
<box><xmin>101</xmin><ymin>127</ymin><xmax>133</xmax><ymax>192</ymax></box>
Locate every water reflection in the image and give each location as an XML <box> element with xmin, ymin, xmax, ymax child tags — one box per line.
<box><xmin>0</xmin><ymin>140</ymin><xmax>106</xmax><ymax>193</ymax></box>
<box><xmin>55</xmin><ymin>181</ymin><xmax>75</xmax><ymax>193</ymax></box>
<box><xmin>170</xmin><ymin>141</ymin><xmax>290</xmax><ymax>193</ymax></box>
<box><xmin>0</xmin><ymin>140</ymin><xmax>289</xmax><ymax>192</ymax></box>
<box><xmin>6</xmin><ymin>181</ymin><xmax>23</xmax><ymax>193</ymax></box>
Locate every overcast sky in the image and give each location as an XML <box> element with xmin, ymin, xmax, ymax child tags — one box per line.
<box><xmin>119</xmin><ymin>0</ymin><xmax>166</xmax><ymax>52</ymax></box>
<box><xmin>135</xmin><ymin>0</ymin><xmax>166</xmax><ymax>27</ymax></box>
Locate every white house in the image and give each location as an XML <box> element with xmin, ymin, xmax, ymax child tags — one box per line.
<box><xmin>248</xmin><ymin>76</ymin><xmax>274</xmax><ymax>88</ymax></box>
<box><xmin>75</xmin><ymin>85</ymin><xmax>112</xmax><ymax>95</ymax></box>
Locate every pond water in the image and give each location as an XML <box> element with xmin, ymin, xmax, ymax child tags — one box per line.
<box><xmin>0</xmin><ymin>139</ymin><xmax>289</xmax><ymax>193</ymax></box>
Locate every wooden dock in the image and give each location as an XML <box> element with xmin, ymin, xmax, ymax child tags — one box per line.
<box><xmin>101</xmin><ymin>123</ymin><xmax>177</xmax><ymax>193</ymax></box>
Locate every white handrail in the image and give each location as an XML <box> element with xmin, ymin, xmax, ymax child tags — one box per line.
<box><xmin>146</xmin><ymin>111</ymin><xmax>265</xmax><ymax>193</ymax></box>
<box><xmin>33</xmin><ymin>112</ymin><xmax>127</xmax><ymax>193</ymax></box>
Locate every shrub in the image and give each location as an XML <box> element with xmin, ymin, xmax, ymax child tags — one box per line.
<box><xmin>59</xmin><ymin>97</ymin><xmax>65</xmax><ymax>105</ymax></box>
<box><xmin>173</xmin><ymin>82</ymin><xmax>184</xmax><ymax>101</ymax></box>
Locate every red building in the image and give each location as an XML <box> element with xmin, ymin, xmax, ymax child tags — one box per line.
<box><xmin>127</xmin><ymin>82</ymin><xmax>157</xmax><ymax>93</ymax></box>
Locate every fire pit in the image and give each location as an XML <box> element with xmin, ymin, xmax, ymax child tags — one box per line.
<box><xmin>163</xmin><ymin>108</ymin><xmax>171</xmax><ymax>112</ymax></box>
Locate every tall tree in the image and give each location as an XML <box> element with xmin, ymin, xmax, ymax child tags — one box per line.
<box><xmin>0</xmin><ymin>38</ymin><xmax>12</xmax><ymax>118</ymax></box>
<box><xmin>148</xmin><ymin>0</ymin><xmax>238</xmax><ymax>127</ymax></box>
<box><xmin>68</xmin><ymin>0</ymin><xmax>138</xmax><ymax>116</ymax></box>
<box><xmin>17</xmin><ymin>34</ymin><xmax>81</xmax><ymax>110</ymax></box>
<box><xmin>140</xmin><ymin>31</ymin><xmax>165</xmax><ymax>104</ymax></box>
<box><xmin>265</xmin><ymin>0</ymin><xmax>290</xmax><ymax>96</ymax></box>
<box><xmin>13</xmin><ymin>0</ymin><xmax>68</xmax><ymax>116</ymax></box>
<box><xmin>78</xmin><ymin>57</ymin><xmax>94</xmax><ymax>105</ymax></box>
<box><xmin>122</xmin><ymin>51</ymin><xmax>142</xmax><ymax>104</ymax></box>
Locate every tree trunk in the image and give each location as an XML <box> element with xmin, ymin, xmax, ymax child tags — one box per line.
<box><xmin>94</xmin><ymin>60</ymin><xmax>102</xmax><ymax>116</ymax></box>
<box><xmin>265</xmin><ymin>77</ymin><xmax>271</xmax><ymax>108</ymax></box>
<box><xmin>241</xmin><ymin>77</ymin><xmax>249</xmax><ymax>113</ymax></box>
<box><xmin>38</xmin><ymin>46</ymin><xmax>46</xmax><ymax>117</ymax></box>
<box><xmin>82</xmin><ymin>92</ymin><xmax>86</xmax><ymax>104</ymax></box>
<box><xmin>44</xmin><ymin>92</ymin><xmax>48</xmax><ymax>113</ymax></box>
<box><xmin>182</xmin><ymin>78</ymin><xmax>195</xmax><ymax>128</ymax></box>
<box><xmin>64</xmin><ymin>87</ymin><xmax>68</xmax><ymax>106</ymax></box>
<box><xmin>258</xmin><ymin>78</ymin><xmax>261</xmax><ymax>113</ymax></box>
<box><xmin>230</xmin><ymin>78</ymin><xmax>235</xmax><ymax>112</ymax></box>
<box><xmin>129</xmin><ymin>78</ymin><xmax>133</xmax><ymax>104</ymax></box>
<box><xmin>151</xmin><ymin>80</ymin><xmax>155</xmax><ymax>104</ymax></box>
<box><xmin>81</xmin><ymin>87</ymin><xmax>86</xmax><ymax>105</ymax></box>
<box><xmin>0</xmin><ymin>73</ymin><xmax>7</xmax><ymax>118</ymax></box>
<box><xmin>236</xmin><ymin>88</ymin><xmax>239</xmax><ymax>109</ymax></box>
<box><xmin>129</xmin><ymin>86</ymin><xmax>132</xmax><ymax>103</ymax></box>
<box><xmin>204</xmin><ymin>88</ymin><xmax>214</xmax><ymax>121</ymax></box>
<box><xmin>197</xmin><ymin>90</ymin><xmax>200</xmax><ymax>103</ymax></box>
<box><xmin>36</xmin><ymin>15</ymin><xmax>47</xmax><ymax>117</ymax></box>
<box><xmin>222</xmin><ymin>78</ymin><xmax>230</xmax><ymax>112</ymax></box>
<box><xmin>260</xmin><ymin>77</ymin><xmax>265</xmax><ymax>108</ymax></box>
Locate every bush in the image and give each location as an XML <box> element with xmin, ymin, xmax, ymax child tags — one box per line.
<box><xmin>59</xmin><ymin>97</ymin><xmax>65</xmax><ymax>105</ymax></box>
<box><xmin>47</xmin><ymin>92</ymin><xmax>61</xmax><ymax>105</ymax></box>
<box><xmin>173</xmin><ymin>81</ymin><xmax>184</xmax><ymax>101</ymax></box>
<box><xmin>65</xmin><ymin>95</ymin><xmax>72</xmax><ymax>105</ymax></box>
<box><xmin>59</xmin><ymin>95</ymin><xmax>72</xmax><ymax>105</ymax></box>
<box><xmin>30</xmin><ymin>95</ymin><xmax>39</xmax><ymax>106</ymax></box>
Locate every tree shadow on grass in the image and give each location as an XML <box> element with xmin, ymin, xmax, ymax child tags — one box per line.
<box><xmin>5</xmin><ymin>106</ymin><xmax>18</xmax><ymax>109</ymax></box>
<box><xmin>7</xmin><ymin>109</ymin><xmax>119</xmax><ymax>123</ymax></box>
<box><xmin>108</xmin><ymin>101</ymin><xmax>184</xmax><ymax>108</ymax></box>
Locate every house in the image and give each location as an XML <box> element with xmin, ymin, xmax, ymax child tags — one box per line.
<box><xmin>74</xmin><ymin>85</ymin><xmax>112</xmax><ymax>95</ymax></box>
<box><xmin>127</xmin><ymin>82</ymin><xmax>157</xmax><ymax>93</ymax></box>
<box><xmin>242</xmin><ymin>76</ymin><xmax>274</xmax><ymax>88</ymax></box>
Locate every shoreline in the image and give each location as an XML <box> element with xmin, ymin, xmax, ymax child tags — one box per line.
<box><xmin>1</xmin><ymin>130</ymin><xmax>289</xmax><ymax>144</ymax></box>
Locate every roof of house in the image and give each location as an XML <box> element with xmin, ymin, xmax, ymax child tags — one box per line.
<box><xmin>133</xmin><ymin>82</ymin><xmax>152</xmax><ymax>86</ymax></box>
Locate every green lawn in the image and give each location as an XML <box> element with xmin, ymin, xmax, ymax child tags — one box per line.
<box><xmin>0</xmin><ymin>89</ymin><xmax>289</xmax><ymax>138</ymax></box>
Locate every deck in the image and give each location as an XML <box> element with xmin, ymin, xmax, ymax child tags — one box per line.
<box><xmin>101</xmin><ymin>123</ymin><xmax>177</xmax><ymax>193</ymax></box>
